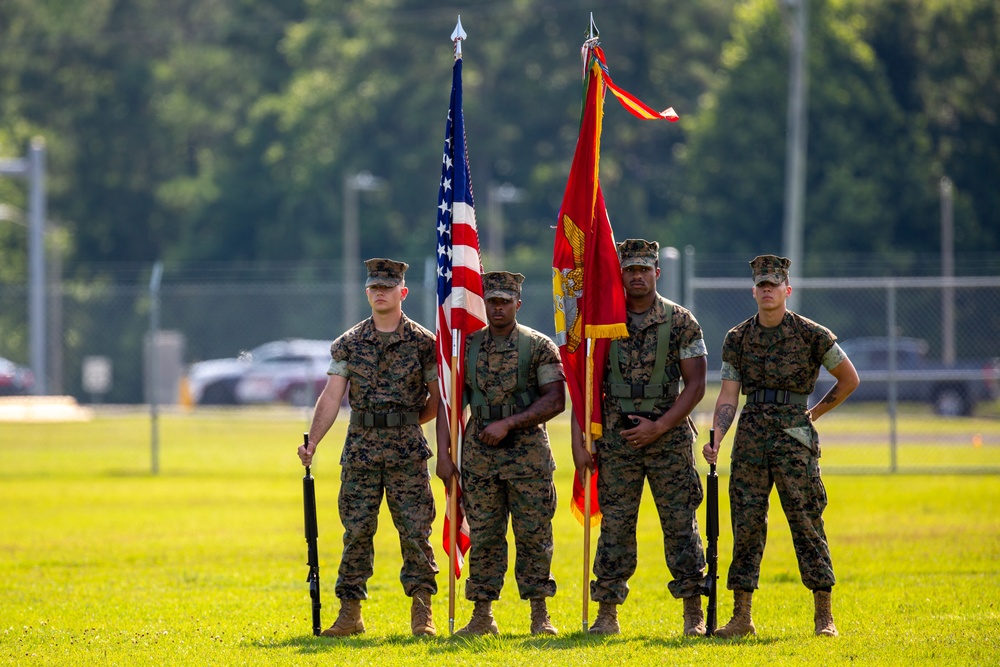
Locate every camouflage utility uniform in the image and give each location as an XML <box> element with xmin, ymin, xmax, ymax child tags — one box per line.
<box><xmin>329</xmin><ymin>312</ymin><xmax>439</xmax><ymax>600</ymax></box>
<box><xmin>592</xmin><ymin>295</ymin><xmax>709</xmax><ymax>604</ymax></box>
<box><xmin>461</xmin><ymin>325</ymin><xmax>565</xmax><ymax>602</ymax></box>
<box><xmin>721</xmin><ymin>310</ymin><xmax>845</xmax><ymax>591</ymax></box>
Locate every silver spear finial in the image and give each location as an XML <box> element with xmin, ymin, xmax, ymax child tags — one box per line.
<box><xmin>452</xmin><ymin>16</ymin><xmax>467</xmax><ymax>59</ymax></box>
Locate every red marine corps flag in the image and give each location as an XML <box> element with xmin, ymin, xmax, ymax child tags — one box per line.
<box><xmin>552</xmin><ymin>16</ymin><xmax>678</xmax><ymax>631</ymax></box>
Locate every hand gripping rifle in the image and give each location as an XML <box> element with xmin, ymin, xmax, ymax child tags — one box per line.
<box><xmin>302</xmin><ymin>433</ymin><xmax>322</xmax><ymax>636</ymax></box>
<box><xmin>704</xmin><ymin>428</ymin><xmax>719</xmax><ymax>635</ymax></box>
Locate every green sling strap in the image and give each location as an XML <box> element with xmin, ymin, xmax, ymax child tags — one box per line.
<box><xmin>466</xmin><ymin>324</ymin><xmax>537</xmax><ymax>421</ymax></box>
<box><xmin>607</xmin><ymin>299</ymin><xmax>681</xmax><ymax>414</ymax></box>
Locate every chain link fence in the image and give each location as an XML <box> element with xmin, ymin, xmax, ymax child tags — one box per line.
<box><xmin>1</xmin><ymin>254</ymin><xmax>997</xmax><ymax>472</ymax></box>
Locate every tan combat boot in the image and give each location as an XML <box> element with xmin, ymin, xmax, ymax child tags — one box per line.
<box><xmin>454</xmin><ymin>600</ymin><xmax>499</xmax><ymax>636</ymax></box>
<box><xmin>683</xmin><ymin>596</ymin><xmax>707</xmax><ymax>636</ymax></box>
<box><xmin>714</xmin><ymin>590</ymin><xmax>756</xmax><ymax>638</ymax></box>
<box><xmin>814</xmin><ymin>590</ymin><xmax>838</xmax><ymax>637</ymax></box>
<box><xmin>411</xmin><ymin>590</ymin><xmax>436</xmax><ymax>637</ymax></box>
<box><xmin>320</xmin><ymin>598</ymin><xmax>365</xmax><ymax>637</ymax></box>
<box><xmin>529</xmin><ymin>598</ymin><xmax>558</xmax><ymax>635</ymax></box>
<box><xmin>588</xmin><ymin>602</ymin><xmax>620</xmax><ymax>635</ymax></box>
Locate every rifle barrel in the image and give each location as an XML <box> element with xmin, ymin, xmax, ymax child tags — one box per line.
<box><xmin>302</xmin><ymin>432</ymin><xmax>322</xmax><ymax>635</ymax></box>
<box><xmin>705</xmin><ymin>430</ymin><xmax>719</xmax><ymax>636</ymax></box>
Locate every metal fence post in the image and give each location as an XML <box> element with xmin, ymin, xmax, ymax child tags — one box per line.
<box><xmin>684</xmin><ymin>245</ymin><xmax>696</xmax><ymax>311</ymax></box>
<box><xmin>149</xmin><ymin>261</ymin><xmax>163</xmax><ymax>475</ymax></box>
<box><xmin>887</xmin><ymin>280</ymin><xmax>897</xmax><ymax>473</ymax></box>
<box><xmin>659</xmin><ymin>246</ymin><xmax>681</xmax><ymax>304</ymax></box>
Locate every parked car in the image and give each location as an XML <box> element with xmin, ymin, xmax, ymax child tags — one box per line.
<box><xmin>0</xmin><ymin>356</ymin><xmax>34</xmax><ymax>396</ymax></box>
<box><xmin>187</xmin><ymin>339</ymin><xmax>330</xmax><ymax>405</ymax></box>
<box><xmin>812</xmin><ymin>337</ymin><xmax>1000</xmax><ymax>416</ymax></box>
<box><xmin>234</xmin><ymin>339</ymin><xmax>332</xmax><ymax>406</ymax></box>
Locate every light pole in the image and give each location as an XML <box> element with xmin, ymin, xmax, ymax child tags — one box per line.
<box><xmin>486</xmin><ymin>181</ymin><xmax>523</xmax><ymax>266</ymax></box>
<box><xmin>781</xmin><ymin>0</ymin><xmax>807</xmax><ymax>311</ymax></box>
<box><xmin>0</xmin><ymin>137</ymin><xmax>47</xmax><ymax>394</ymax></box>
<box><xmin>940</xmin><ymin>177</ymin><xmax>955</xmax><ymax>365</ymax></box>
<box><xmin>342</xmin><ymin>171</ymin><xmax>383</xmax><ymax>328</ymax></box>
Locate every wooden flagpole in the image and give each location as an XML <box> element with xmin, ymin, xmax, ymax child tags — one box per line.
<box><xmin>582</xmin><ymin>338</ymin><xmax>595</xmax><ymax>632</ymax></box>
<box><xmin>448</xmin><ymin>333</ymin><xmax>461</xmax><ymax>635</ymax></box>
<box><xmin>447</xmin><ymin>15</ymin><xmax>467</xmax><ymax>638</ymax></box>
<box><xmin>581</xmin><ymin>14</ymin><xmax>600</xmax><ymax>635</ymax></box>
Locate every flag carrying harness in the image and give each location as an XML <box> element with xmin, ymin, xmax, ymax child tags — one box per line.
<box><xmin>605</xmin><ymin>300</ymin><xmax>682</xmax><ymax>415</ymax></box>
<box><xmin>465</xmin><ymin>325</ymin><xmax>538</xmax><ymax>421</ymax></box>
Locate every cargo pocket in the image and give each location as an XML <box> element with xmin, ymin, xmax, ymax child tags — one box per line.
<box><xmin>783</xmin><ymin>421</ymin><xmax>821</xmax><ymax>457</ymax></box>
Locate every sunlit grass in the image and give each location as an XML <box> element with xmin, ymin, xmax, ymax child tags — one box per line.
<box><xmin>1</xmin><ymin>407</ymin><xmax>998</xmax><ymax>666</ymax></box>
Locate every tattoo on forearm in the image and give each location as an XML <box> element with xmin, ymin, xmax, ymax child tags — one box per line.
<box><xmin>820</xmin><ymin>387</ymin><xmax>840</xmax><ymax>405</ymax></box>
<box><xmin>716</xmin><ymin>404</ymin><xmax>736</xmax><ymax>438</ymax></box>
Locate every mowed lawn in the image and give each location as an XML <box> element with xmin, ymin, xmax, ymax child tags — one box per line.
<box><xmin>1</xmin><ymin>406</ymin><xmax>999</xmax><ymax>666</ymax></box>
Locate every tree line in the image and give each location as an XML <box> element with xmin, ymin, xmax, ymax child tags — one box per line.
<box><xmin>0</xmin><ymin>0</ymin><xmax>996</xmax><ymax>284</ymax></box>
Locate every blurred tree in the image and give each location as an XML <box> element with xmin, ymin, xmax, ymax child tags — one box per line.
<box><xmin>670</xmin><ymin>0</ymin><xmax>941</xmax><ymax>269</ymax></box>
<box><xmin>0</xmin><ymin>0</ymin><xmax>995</xmax><ymax>278</ymax></box>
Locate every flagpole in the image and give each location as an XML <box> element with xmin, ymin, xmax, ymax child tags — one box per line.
<box><xmin>448</xmin><ymin>334</ymin><xmax>461</xmax><ymax>635</ymax></box>
<box><xmin>582</xmin><ymin>339</ymin><xmax>595</xmax><ymax>632</ymax></box>
<box><xmin>580</xmin><ymin>15</ymin><xmax>600</xmax><ymax>636</ymax></box>
<box><xmin>447</xmin><ymin>17</ymin><xmax>467</xmax><ymax>636</ymax></box>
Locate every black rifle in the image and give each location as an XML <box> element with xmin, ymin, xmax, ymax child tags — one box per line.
<box><xmin>302</xmin><ymin>433</ymin><xmax>322</xmax><ymax>636</ymax></box>
<box><xmin>704</xmin><ymin>428</ymin><xmax>719</xmax><ymax>635</ymax></box>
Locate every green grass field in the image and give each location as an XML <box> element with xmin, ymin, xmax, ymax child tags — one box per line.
<box><xmin>2</xmin><ymin>407</ymin><xmax>999</xmax><ymax>666</ymax></box>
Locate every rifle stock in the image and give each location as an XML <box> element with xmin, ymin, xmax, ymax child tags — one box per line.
<box><xmin>302</xmin><ymin>433</ymin><xmax>322</xmax><ymax>636</ymax></box>
<box><xmin>705</xmin><ymin>429</ymin><xmax>719</xmax><ymax>635</ymax></box>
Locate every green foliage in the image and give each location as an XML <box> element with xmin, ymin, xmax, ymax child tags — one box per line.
<box><xmin>673</xmin><ymin>0</ymin><xmax>941</xmax><ymax>264</ymax></box>
<box><xmin>0</xmin><ymin>0</ymin><xmax>997</xmax><ymax>279</ymax></box>
<box><xmin>1</xmin><ymin>409</ymin><xmax>998</xmax><ymax>665</ymax></box>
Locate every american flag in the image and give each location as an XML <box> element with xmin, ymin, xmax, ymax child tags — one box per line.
<box><xmin>436</xmin><ymin>56</ymin><xmax>486</xmax><ymax>578</ymax></box>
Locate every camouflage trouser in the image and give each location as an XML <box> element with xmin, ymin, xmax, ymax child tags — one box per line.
<box><xmin>335</xmin><ymin>460</ymin><xmax>439</xmax><ymax>600</ymax></box>
<box><xmin>462</xmin><ymin>470</ymin><xmax>557</xmax><ymax>601</ymax></box>
<box><xmin>591</xmin><ymin>441</ymin><xmax>707</xmax><ymax>603</ymax></box>
<box><xmin>727</xmin><ymin>408</ymin><xmax>835</xmax><ymax>591</ymax></box>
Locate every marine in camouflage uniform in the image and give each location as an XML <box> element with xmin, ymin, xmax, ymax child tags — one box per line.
<box><xmin>436</xmin><ymin>271</ymin><xmax>566</xmax><ymax>636</ymax></box>
<box><xmin>704</xmin><ymin>254</ymin><xmax>859</xmax><ymax>638</ymax></box>
<box><xmin>298</xmin><ymin>258</ymin><xmax>441</xmax><ymax>638</ymax></box>
<box><xmin>573</xmin><ymin>239</ymin><xmax>710</xmax><ymax>636</ymax></box>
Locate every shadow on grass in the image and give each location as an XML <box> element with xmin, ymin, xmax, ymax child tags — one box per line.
<box><xmin>264</xmin><ymin>630</ymin><xmax>786</xmax><ymax>654</ymax></box>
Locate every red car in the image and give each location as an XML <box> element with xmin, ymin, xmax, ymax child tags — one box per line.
<box><xmin>0</xmin><ymin>356</ymin><xmax>34</xmax><ymax>396</ymax></box>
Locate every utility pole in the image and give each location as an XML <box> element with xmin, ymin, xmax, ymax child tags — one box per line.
<box><xmin>940</xmin><ymin>177</ymin><xmax>955</xmax><ymax>365</ymax></box>
<box><xmin>342</xmin><ymin>171</ymin><xmax>383</xmax><ymax>328</ymax></box>
<box><xmin>0</xmin><ymin>137</ymin><xmax>47</xmax><ymax>394</ymax></box>
<box><xmin>486</xmin><ymin>181</ymin><xmax>523</xmax><ymax>266</ymax></box>
<box><xmin>781</xmin><ymin>0</ymin><xmax>808</xmax><ymax>311</ymax></box>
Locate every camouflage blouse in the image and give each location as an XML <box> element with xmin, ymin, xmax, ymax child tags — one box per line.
<box><xmin>720</xmin><ymin>310</ymin><xmax>837</xmax><ymax>396</ymax></box>
<box><xmin>601</xmin><ymin>295</ymin><xmax>707</xmax><ymax>435</ymax></box>
<box><xmin>461</xmin><ymin>324</ymin><xmax>564</xmax><ymax>480</ymax></box>
<box><xmin>328</xmin><ymin>312</ymin><xmax>437</xmax><ymax>468</ymax></box>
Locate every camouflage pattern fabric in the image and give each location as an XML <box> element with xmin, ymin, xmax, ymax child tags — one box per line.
<box><xmin>328</xmin><ymin>311</ymin><xmax>438</xmax><ymax>599</ymax></box>
<box><xmin>461</xmin><ymin>325</ymin><xmax>564</xmax><ymax>601</ymax></box>
<box><xmin>363</xmin><ymin>257</ymin><xmax>408</xmax><ymax>287</ymax></box>
<box><xmin>462</xmin><ymin>326</ymin><xmax>562</xmax><ymax>479</ymax></box>
<box><xmin>720</xmin><ymin>310</ymin><xmax>839</xmax><ymax>591</ymax></box>
<box><xmin>721</xmin><ymin>311</ymin><xmax>837</xmax><ymax>397</ymax></box>
<box><xmin>592</xmin><ymin>296</ymin><xmax>708</xmax><ymax>603</ymax></box>
<box><xmin>462</xmin><ymin>471</ymin><xmax>557</xmax><ymax>601</ymax></box>
<box><xmin>749</xmin><ymin>254</ymin><xmax>791</xmax><ymax>285</ymax></box>
<box><xmin>617</xmin><ymin>238</ymin><xmax>659</xmax><ymax>268</ymax></box>
<box><xmin>330</xmin><ymin>313</ymin><xmax>437</xmax><ymax>468</ymax></box>
<box><xmin>335</xmin><ymin>460</ymin><xmax>439</xmax><ymax>599</ymax></box>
